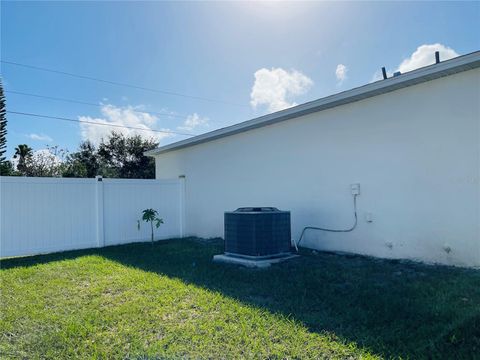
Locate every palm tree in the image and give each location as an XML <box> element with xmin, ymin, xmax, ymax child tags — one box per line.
<box><xmin>14</xmin><ymin>144</ymin><xmax>33</xmax><ymax>174</ymax></box>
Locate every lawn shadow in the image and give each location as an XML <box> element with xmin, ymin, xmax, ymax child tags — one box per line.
<box><xmin>2</xmin><ymin>238</ymin><xmax>479</xmax><ymax>359</ymax></box>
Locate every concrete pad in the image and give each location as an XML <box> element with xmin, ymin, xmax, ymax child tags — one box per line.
<box><xmin>213</xmin><ymin>254</ymin><xmax>299</xmax><ymax>268</ymax></box>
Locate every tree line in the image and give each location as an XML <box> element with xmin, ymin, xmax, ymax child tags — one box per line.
<box><xmin>0</xmin><ymin>132</ymin><xmax>158</xmax><ymax>179</ymax></box>
<box><xmin>0</xmin><ymin>80</ymin><xmax>158</xmax><ymax>179</ymax></box>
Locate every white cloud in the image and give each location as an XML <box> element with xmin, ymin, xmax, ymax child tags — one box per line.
<box><xmin>27</xmin><ymin>133</ymin><xmax>53</xmax><ymax>142</ymax></box>
<box><xmin>397</xmin><ymin>44</ymin><xmax>458</xmax><ymax>73</ymax></box>
<box><xmin>78</xmin><ymin>104</ymin><xmax>173</xmax><ymax>145</ymax></box>
<box><xmin>250</xmin><ymin>67</ymin><xmax>313</xmax><ymax>112</ymax></box>
<box><xmin>31</xmin><ymin>148</ymin><xmax>62</xmax><ymax>164</ymax></box>
<box><xmin>11</xmin><ymin>148</ymin><xmax>62</xmax><ymax>171</ymax></box>
<box><xmin>177</xmin><ymin>113</ymin><xmax>209</xmax><ymax>132</ymax></box>
<box><xmin>372</xmin><ymin>43</ymin><xmax>459</xmax><ymax>82</ymax></box>
<box><xmin>335</xmin><ymin>64</ymin><xmax>348</xmax><ymax>83</ymax></box>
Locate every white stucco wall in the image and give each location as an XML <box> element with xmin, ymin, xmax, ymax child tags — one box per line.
<box><xmin>155</xmin><ymin>69</ymin><xmax>480</xmax><ymax>267</ymax></box>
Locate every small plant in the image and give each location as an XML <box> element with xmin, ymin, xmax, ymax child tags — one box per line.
<box><xmin>137</xmin><ymin>209</ymin><xmax>164</xmax><ymax>244</ymax></box>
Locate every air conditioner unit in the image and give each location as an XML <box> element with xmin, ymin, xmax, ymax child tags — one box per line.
<box><xmin>224</xmin><ymin>207</ymin><xmax>291</xmax><ymax>259</ymax></box>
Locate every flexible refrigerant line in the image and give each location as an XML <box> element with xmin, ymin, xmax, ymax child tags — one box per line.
<box><xmin>294</xmin><ymin>194</ymin><xmax>358</xmax><ymax>251</ymax></box>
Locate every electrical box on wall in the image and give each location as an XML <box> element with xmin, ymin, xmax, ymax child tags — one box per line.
<box><xmin>350</xmin><ymin>183</ymin><xmax>360</xmax><ymax>195</ymax></box>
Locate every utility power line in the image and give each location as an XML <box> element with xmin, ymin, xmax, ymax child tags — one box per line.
<box><xmin>7</xmin><ymin>110</ymin><xmax>196</xmax><ymax>137</ymax></box>
<box><xmin>6</xmin><ymin>90</ymin><xmax>191</xmax><ymax>120</ymax></box>
<box><xmin>2</xmin><ymin>60</ymin><xmax>247</xmax><ymax>108</ymax></box>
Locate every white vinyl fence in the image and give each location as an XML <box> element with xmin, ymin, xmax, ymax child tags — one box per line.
<box><xmin>0</xmin><ymin>176</ymin><xmax>185</xmax><ymax>258</ymax></box>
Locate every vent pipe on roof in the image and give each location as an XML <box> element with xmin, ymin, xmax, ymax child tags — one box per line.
<box><xmin>382</xmin><ymin>51</ymin><xmax>440</xmax><ymax>81</ymax></box>
<box><xmin>381</xmin><ymin>67</ymin><xmax>387</xmax><ymax>80</ymax></box>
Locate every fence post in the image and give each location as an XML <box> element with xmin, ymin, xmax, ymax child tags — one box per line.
<box><xmin>95</xmin><ymin>176</ymin><xmax>105</xmax><ymax>247</ymax></box>
<box><xmin>178</xmin><ymin>175</ymin><xmax>186</xmax><ymax>238</ymax></box>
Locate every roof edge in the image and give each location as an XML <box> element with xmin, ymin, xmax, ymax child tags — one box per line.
<box><xmin>146</xmin><ymin>51</ymin><xmax>480</xmax><ymax>157</ymax></box>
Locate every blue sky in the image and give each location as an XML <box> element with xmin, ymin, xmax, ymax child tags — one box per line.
<box><xmin>1</xmin><ymin>1</ymin><xmax>479</xmax><ymax>158</ymax></box>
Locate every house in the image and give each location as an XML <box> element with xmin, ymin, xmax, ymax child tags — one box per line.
<box><xmin>146</xmin><ymin>51</ymin><xmax>480</xmax><ymax>267</ymax></box>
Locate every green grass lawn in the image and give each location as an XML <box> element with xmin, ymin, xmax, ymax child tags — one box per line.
<box><xmin>1</xmin><ymin>238</ymin><xmax>479</xmax><ymax>359</ymax></box>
